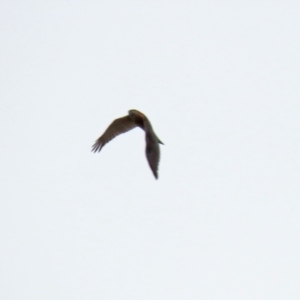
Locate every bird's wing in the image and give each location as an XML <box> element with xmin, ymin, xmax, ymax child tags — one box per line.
<box><xmin>92</xmin><ymin>116</ymin><xmax>137</xmax><ymax>152</ymax></box>
<box><xmin>145</xmin><ymin>134</ymin><xmax>160</xmax><ymax>179</ymax></box>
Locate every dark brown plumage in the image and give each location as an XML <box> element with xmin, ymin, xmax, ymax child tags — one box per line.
<box><xmin>92</xmin><ymin>109</ymin><xmax>163</xmax><ymax>179</ymax></box>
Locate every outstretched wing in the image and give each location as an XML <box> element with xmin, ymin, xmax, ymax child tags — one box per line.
<box><xmin>92</xmin><ymin>116</ymin><xmax>137</xmax><ymax>152</ymax></box>
<box><xmin>145</xmin><ymin>133</ymin><xmax>160</xmax><ymax>179</ymax></box>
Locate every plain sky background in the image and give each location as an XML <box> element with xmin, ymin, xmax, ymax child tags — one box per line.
<box><xmin>1</xmin><ymin>1</ymin><xmax>300</xmax><ymax>299</ymax></box>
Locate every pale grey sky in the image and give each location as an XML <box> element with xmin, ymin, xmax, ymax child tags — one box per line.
<box><xmin>1</xmin><ymin>1</ymin><xmax>300</xmax><ymax>299</ymax></box>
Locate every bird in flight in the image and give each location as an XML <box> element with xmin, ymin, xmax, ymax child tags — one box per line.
<box><xmin>92</xmin><ymin>109</ymin><xmax>163</xmax><ymax>179</ymax></box>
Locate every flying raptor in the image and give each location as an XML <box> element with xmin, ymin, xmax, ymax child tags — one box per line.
<box><xmin>92</xmin><ymin>109</ymin><xmax>163</xmax><ymax>179</ymax></box>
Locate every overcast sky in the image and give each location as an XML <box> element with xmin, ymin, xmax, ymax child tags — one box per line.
<box><xmin>1</xmin><ymin>1</ymin><xmax>300</xmax><ymax>299</ymax></box>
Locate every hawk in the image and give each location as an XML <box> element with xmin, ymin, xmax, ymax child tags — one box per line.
<box><xmin>92</xmin><ymin>109</ymin><xmax>163</xmax><ymax>179</ymax></box>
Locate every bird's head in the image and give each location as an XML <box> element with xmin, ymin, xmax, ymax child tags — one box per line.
<box><xmin>128</xmin><ymin>109</ymin><xmax>144</xmax><ymax>118</ymax></box>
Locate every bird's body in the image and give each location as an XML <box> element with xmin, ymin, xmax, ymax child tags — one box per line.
<box><xmin>92</xmin><ymin>109</ymin><xmax>163</xmax><ymax>179</ymax></box>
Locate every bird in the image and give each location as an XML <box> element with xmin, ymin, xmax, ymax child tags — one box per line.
<box><xmin>92</xmin><ymin>109</ymin><xmax>163</xmax><ymax>179</ymax></box>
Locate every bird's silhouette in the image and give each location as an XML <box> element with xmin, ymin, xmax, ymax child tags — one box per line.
<box><xmin>92</xmin><ymin>109</ymin><xmax>163</xmax><ymax>179</ymax></box>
